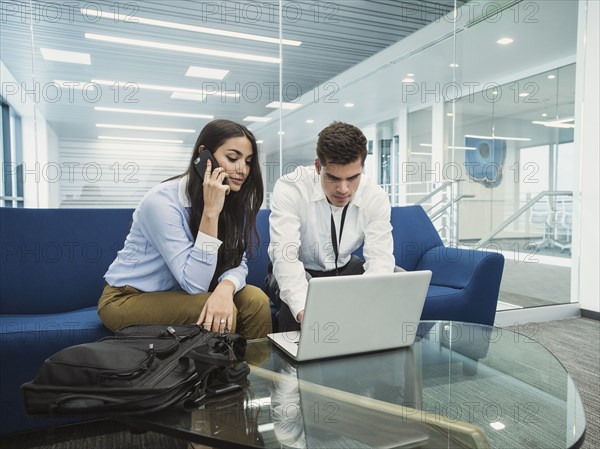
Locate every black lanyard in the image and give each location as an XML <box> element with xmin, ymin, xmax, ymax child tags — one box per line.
<box><xmin>330</xmin><ymin>204</ymin><xmax>349</xmax><ymax>275</ymax></box>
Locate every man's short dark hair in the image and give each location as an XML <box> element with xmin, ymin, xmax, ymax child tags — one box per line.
<box><xmin>316</xmin><ymin>121</ymin><xmax>367</xmax><ymax>165</ymax></box>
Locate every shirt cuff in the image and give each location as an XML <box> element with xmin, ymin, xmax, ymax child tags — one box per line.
<box><xmin>220</xmin><ymin>275</ymin><xmax>241</xmax><ymax>293</ymax></box>
<box><xmin>194</xmin><ymin>232</ymin><xmax>222</xmax><ymax>255</ymax></box>
<box><xmin>287</xmin><ymin>295</ymin><xmax>306</xmax><ymax>322</ymax></box>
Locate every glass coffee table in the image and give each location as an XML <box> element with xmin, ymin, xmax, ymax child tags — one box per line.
<box><xmin>122</xmin><ymin>321</ymin><xmax>586</xmax><ymax>448</ymax></box>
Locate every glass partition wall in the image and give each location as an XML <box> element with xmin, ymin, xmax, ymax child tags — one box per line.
<box><xmin>0</xmin><ymin>0</ymin><xmax>583</xmax><ymax>313</ymax></box>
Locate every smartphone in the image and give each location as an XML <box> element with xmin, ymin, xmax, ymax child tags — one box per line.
<box><xmin>193</xmin><ymin>150</ymin><xmax>228</xmax><ymax>185</ymax></box>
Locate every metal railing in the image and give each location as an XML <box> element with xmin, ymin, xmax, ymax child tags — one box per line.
<box><xmin>475</xmin><ymin>190</ymin><xmax>573</xmax><ymax>249</ymax></box>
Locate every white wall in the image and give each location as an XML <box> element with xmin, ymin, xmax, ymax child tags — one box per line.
<box><xmin>572</xmin><ymin>0</ymin><xmax>600</xmax><ymax>314</ymax></box>
<box><xmin>58</xmin><ymin>140</ymin><xmax>190</xmax><ymax>208</ymax></box>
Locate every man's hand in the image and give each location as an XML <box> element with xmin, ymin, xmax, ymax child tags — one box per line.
<box><xmin>296</xmin><ymin>310</ymin><xmax>304</xmax><ymax>323</ymax></box>
<box><xmin>197</xmin><ymin>280</ymin><xmax>235</xmax><ymax>333</ymax></box>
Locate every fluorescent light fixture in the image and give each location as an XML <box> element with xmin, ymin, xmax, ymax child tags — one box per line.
<box><xmin>344</xmin><ymin>103</ymin><xmax>355</xmax><ymax>108</ymax></box>
<box><xmin>447</xmin><ymin>112</ymin><xmax>454</xmax><ymax>117</ymax></box>
<box><xmin>465</xmin><ymin>134</ymin><xmax>531</xmax><ymax>142</ymax></box>
<box><xmin>278</xmin><ymin>131</ymin><xmax>285</xmax><ymax>135</ymax></box>
<box><xmin>406</xmin><ymin>73</ymin><xmax>415</xmax><ymax>77</ymax></box>
<box><xmin>519</xmin><ymin>92</ymin><xmax>529</xmax><ymax>97</ymax></box>
<box><xmin>542</xmin><ymin>113</ymin><xmax>548</xmax><ymax>117</ymax></box>
<box><xmin>257</xmin><ymin>423</ymin><xmax>275</xmax><ymax>433</ymax></box>
<box><xmin>99</xmin><ymin>136</ymin><xmax>184</xmax><ymax>144</ymax></box>
<box><xmin>306</xmin><ymin>119</ymin><xmax>315</xmax><ymax>124</ymax></box>
<box><xmin>497</xmin><ymin>37</ymin><xmax>514</xmax><ymax>45</ymax></box>
<box><xmin>94</xmin><ymin>106</ymin><xmax>213</xmax><ymax>119</ymax></box>
<box><xmin>171</xmin><ymin>92</ymin><xmax>206</xmax><ymax>102</ymax></box>
<box><xmin>490</xmin><ymin>422</ymin><xmax>506</xmax><ymax>431</ymax></box>
<box><xmin>411</xmin><ymin>152</ymin><xmax>433</xmax><ymax>156</ymax></box>
<box><xmin>243</xmin><ymin>116</ymin><xmax>272</xmax><ymax>123</ymax></box>
<box><xmin>548</xmin><ymin>74</ymin><xmax>556</xmax><ymax>79</ymax></box>
<box><xmin>54</xmin><ymin>80</ymin><xmax>96</xmax><ymax>90</ymax></box>
<box><xmin>266</xmin><ymin>101</ymin><xmax>302</xmax><ymax>110</ymax></box>
<box><xmin>41</xmin><ymin>48</ymin><xmax>91</xmax><ymax>65</ymax></box>
<box><xmin>420</xmin><ymin>143</ymin><xmax>476</xmax><ymax>150</ymax></box>
<box><xmin>92</xmin><ymin>79</ymin><xmax>239</xmax><ymax>97</ymax></box>
<box><xmin>85</xmin><ymin>33</ymin><xmax>281</xmax><ymax>64</ymax></box>
<box><xmin>81</xmin><ymin>8</ymin><xmax>302</xmax><ymax>46</ymax></box>
<box><xmin>256</xmin><ymin>140</ymin><xmax>264</xmax><ymax>144</ymax></box>
<box><xmin>402</xmin><ymin>78</ymin><xmax>415</xmax><ymax>83</ymax></box>
<box><xmin>96</xmin><ymin>124</ymin><xmax>195</xmax><ymax>133</ymax></box>
<box><xmin>449</xmin><ymin>63</ymin><xmax>459</xmax><ymax>68</ymax></box>
<box><xmin>531</xmin><ymin>120</ymin><xmax>575</xmax><ymax>129</ymax></box>
<box><xmin>492</xmin><ymin>91</ymin><xmax>498</xmax><ymax>95</ymax></box>
<box><xmin>185</xmin><ymin>66</ymin><xmax>229</xmax><ymax>80</ymax></box>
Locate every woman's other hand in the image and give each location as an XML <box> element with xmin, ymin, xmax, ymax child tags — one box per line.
<box><xmin>196</xmin><ymin>280</ymin><xmax>235</xmax><ymax>333</ymax></box>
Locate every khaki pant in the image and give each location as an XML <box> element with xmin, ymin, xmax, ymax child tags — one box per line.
<box><xmin>98</xmin><ymin>284</ymin><xmax>272</xmax><ymax>340</ymax></box>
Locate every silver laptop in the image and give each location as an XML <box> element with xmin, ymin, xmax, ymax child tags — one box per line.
<box><xmin>268</xmin><ymin>270</ymin><xmax>432</xmax><ymax>362</ymax></box>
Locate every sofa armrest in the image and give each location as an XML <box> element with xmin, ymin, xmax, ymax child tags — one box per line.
<box><xmin>416</xmin><ymin>246</ymin><xmax>504</xmax><ymax>290</ymax></box>
<box><xmin>415</xmin><ymin>246</ymin><xmax>505</xmax><ymax>326</ymax></box>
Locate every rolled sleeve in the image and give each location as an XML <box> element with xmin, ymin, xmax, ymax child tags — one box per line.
<box><xmin>218</xmin><ymin>254</ymin><xmax>248</xmax><ymax>294</ymax></box>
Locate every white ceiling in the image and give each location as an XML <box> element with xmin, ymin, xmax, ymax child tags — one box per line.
<box><xmin>0</xmin><ymin>0</ymin><xmax>462</xmax><ymax>143</ymax></box>
<box><xmin>0</xmin><ymin>0</ymin><xmax>579</xmax><ymax>162</ymax></box>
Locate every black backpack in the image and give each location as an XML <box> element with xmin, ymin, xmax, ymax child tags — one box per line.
<box><xmin>21</xmin><ymin>324</ymin><xmax>250</xmax><ymax>416</ymax></box>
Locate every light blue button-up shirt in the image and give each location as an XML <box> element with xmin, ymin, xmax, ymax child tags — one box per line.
<box><xmin>104</xmin><ymin>175</ymin><xmax>247</xmax><ymax>294</ymax></box>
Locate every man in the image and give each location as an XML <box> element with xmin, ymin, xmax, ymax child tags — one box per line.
<box><xmin>267</xmin><ymin>121</ymin><xmax>397</xmax><ymax>332</ymax></box>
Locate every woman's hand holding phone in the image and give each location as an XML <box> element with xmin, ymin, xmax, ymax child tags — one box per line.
<box><xmin>199</xmin><ymin>159</ymin><xmax>230</xmax><ymax>237</ymax></box>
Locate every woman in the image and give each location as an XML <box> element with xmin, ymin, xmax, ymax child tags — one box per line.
<box><xmin>98</xmin><ymin>119</ymin><xmax>272</xmax><ymax>339</ymax></box>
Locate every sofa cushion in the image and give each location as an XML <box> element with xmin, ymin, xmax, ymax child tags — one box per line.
<box><xmin>0</xmin><ymin>208</ymin><xmax>134</xmax><ymax>314</ymax></box>
<box><xmin>0</xmin><ymin>307</ymin><xmax>109</xmax><ymax>434</ymax></box>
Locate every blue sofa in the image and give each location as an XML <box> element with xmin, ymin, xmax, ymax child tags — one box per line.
<box><xmin>0</xmin><ymin>205</ymin><xmax>504</xmax><ymax>435</ymax></box>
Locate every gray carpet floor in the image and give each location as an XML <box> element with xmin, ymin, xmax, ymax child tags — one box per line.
<box><xmin>1</xmin><ymin>318</ymin><xmax>598</xmax><ymax>449</ymax></box>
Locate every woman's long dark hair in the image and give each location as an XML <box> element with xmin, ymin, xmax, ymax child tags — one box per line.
<box><xmin>179</xmin><ymin>119</ymin><xmax>263</xmax><ymax>287</ymax></box>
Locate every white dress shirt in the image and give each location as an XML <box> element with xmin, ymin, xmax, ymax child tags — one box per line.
<box><xmin>268</xmin><ymin>165</ymin><xmax>395</xmax><ymax>319</ymax></box>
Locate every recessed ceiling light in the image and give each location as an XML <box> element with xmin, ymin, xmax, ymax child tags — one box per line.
<box><xmin>278</xmin><ymin>131</ymin><xmax>285</xmax><ymax>135</ymax></box>
<box><xmin>402</xmin><ymin>78</ymin><xmax>415</xmax><ymax>83</ymax></box>
<box><xmin>41</xmin><ymin>48</ymin><xmax>91</xmax><ymax>64</ymax></box>
<box><xmin>96</xmin><ymin>124</ymin><xmax>195</xmax><ymax>133</ymax></box>
<box><xmin>497</xmin><ymin>38</ymin><xmax>514</xmax><ymax>45</ymax></box>
<box><xmin>306</xmin><ymin>119</ymin><xmax>315</xmax><ymax>124</ymax></box>
<box><xmin>449</xmin><ymin>63</ymin><xmax>459</xmax><ymax>68</ymax></box>
<box><xmin>85</xmin><ymin>33</ymin><xmax>281</xmax><ymax>64</ymax></box>
<box><xmin>492</xmin><ymin>91</ymin><xmax>498</xmax><ymax>95</ymax></box>
<box><xmin>542</xmin><ymin>113</ymin><xmax>548</xmax><ymax>117</ymax></box>
<box><xmin>256</xmin><ymin>140</ymin><xmax>264</xmax><ymax>144</ymax></box>
<box><xmin>185</xmin><ymin>66</ymin><xmax>229</xmax><ymax>80</ymax></box>
<box><xmin>266</xmin><ymin>101</ymin><xmax>302</xmax><ymax>110</ymax></box>
<box><xmin>81</xmin><ymin>8</ymin><xmax>302</xmax><ymax>46</ymax></box>
<box><xmin>99</xmin><ymin>136</ymin><xmax>184</xmax><ymax>144</ymax></box>
<box><xmin>447</xmin><ymin>112</ymin><xmax>454</xmax><ymax>117</ymax></box>
<box><xmin>94</xmin><ymin>107</ymin><xmax>213</xmax><ymax>119</ymax></box>
<box><xmin>243</xmin><ymin>116</ymin><xmax>272</xmax><ymax>122</ymax></box>
<box><xmin>406</xmin><ymin>73</ymin><xmax>415</xmax><ymax>77</ymax></box>
<box><xmin>519</xmin><ymin>92</ymin><xmax>529</xmax><ymax>97</ymax></box>
<box><xmin>548</xmin><ymin>74</ymin><xmax>556</xmax><ymax>79</ymax></box>
<box><xmin>344</xmin><ymin>103</ymin><xmax>354</xmax><ymax>108</ymax></box>
<box><xmin>490</xmin><ymin>422</ymin><xmax>506</xmax><ymax>431</ymax></box>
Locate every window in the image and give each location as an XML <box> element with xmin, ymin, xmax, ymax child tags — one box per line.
<box><xmin>0</xmin><ymin>98</ymin><xmax>24</xmax><ymax>208</ymax></box>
